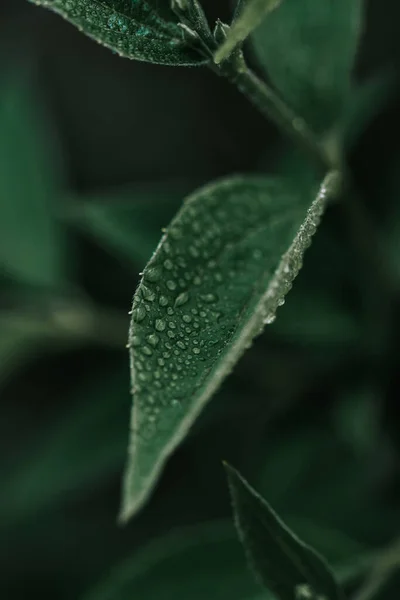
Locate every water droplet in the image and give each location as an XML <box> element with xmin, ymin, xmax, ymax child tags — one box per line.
<box><xmin>167</xmin><ymin>280</ymin><xmax>177</xmax><ymax>291</ymax></box>
<box><xmin>182</xmin><ymin>314</ymin><xmax>192</xmax><ymax>323</ymax></box>
<box><xmin>167</xmin><ymin>330</ymin><xmax>176</xmax><ymax>339</ymax></box>
<box><xmin>159</xmin><ymin>295</ymin><xmax>169</xmax><ymax>307</ymax></box>
<box><xmin>131</xmin><ymin>335</ymin><xmax>141</xmax><ymax>347</ymax></box>
<box><xmin>142</xmin><ymin>346</ymin><xmax>153</xmax><ymax>356</ymax></box>
<box><xmin>192</xmin><ymin>221</ymin><xmax>202</xmax><ymax>233</ymax></box>
<box><xmin>177</xmin><ymin>341</ymin><xmax>186</xmax><ymax>350</ymax></box>
<box><xmin>132</xmin><ymin>305</ymin><xmax>146</xmax><ymax>323</ymax></box>
<box><xmin>163</xmin><ymin>259</ymin><xmax>174</xmax><ymax>271</ymax></box>
<box><xmin>175</xmin><ymin>291</ymin><xmax>190</xmax><ymax>307</ymax></box>
<box><xmin>193</xmin><ymin>275</ymin><xmax>202</xmax><ymax>285</ymax></box>
<box><xmin>171</xmin><ymin>399</ymin><xmax>181</xmax><ymax>408</ymax></box>
<box><xmin>137</xmin><ymin>25</ymin><xmax>151</xmax><ymax>36</ymax></box>
<box><xmin>264</xmin><ymin>314</ymin><xmax>276</xmax><ymax>325</ymax></box>
<box><xmin>169</xmin><ymin>227</ymin><xmax>181</xmax><ymax>239</ymax></box>
<box><xmin>141</xmin><ymin>284</ymin><xmax>156</xmax><ymax>302</ymax></box>
<box><xmin>201</xmin><ymin>293</ymin><xmax>218</xmax><ymax>304</ymax></box>
<box><xmin>155</xmin><ymin>318</ymin><xmax>166</xmax><ymax>332</ymax></box>
<box><xmin>189</xmin><ymin>246</ymin><xmax>200</xmax><ymax>258</ymax></box>
<box><xmin>148</xmin><ymin>333</ymin><xmax>160</xmax><ymax>347</ymax></box>
<box><xmin>167</xmin><ymin>307</ymin><xmax>175</xmax><ymax>316</ymax></box>
<box><xmin>193</xmin><ymin>347</ymin><xmax>201</xmax><ymax>355</ymax></box>
<box><xmin>144</xmin><ymin>265</ymin><xmax>162</xmax><ymax>283</ymax></box>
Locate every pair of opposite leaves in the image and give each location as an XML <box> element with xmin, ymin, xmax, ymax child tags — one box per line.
<box><xmin>31</xmin><ymin>0</ymin><xmax>362</xmax><ymax>522</ymax></box>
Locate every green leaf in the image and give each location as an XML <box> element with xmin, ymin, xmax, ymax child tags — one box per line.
<box><xmin>65</xmin><ymin>180</ymin><xmax>198</xmax><ymax>267</ymax></box>
<box><xmin>120</xmin><ymin>170</ymin><xmax>342</xmax><ymax>521</ymax></box>
<box><xmin>82</xmin><ymin>521</ymin><xmax>263</xmax><ymax>600</ymax></box>
<box><xmin>225</xmin><ymin>464</ymin><xmax>344</xmax><ymax>600</ymax></box>
<box><xmin>0</xmin><ymin>72</ymin><xmax>65</xmax><ymax>287</ymax></box>
<box><xmin>0</xmin><ymin>367</ymin><xmax>129</xmax><ymax>524</ymax></box>
<box><xmin>251</xmin><ymin>0</ymin><xmax>363</xmax><ymax>133</ymax></box>
<box><xmin>215</xmin><ymin>0</ymin><xmax>282</xmax><ymax>64</ymax></box>
<box><xmin>333</xmin><ymin>386</ymin><xmax>381</xmax><ymax>458</ymax></box>
<box><xmin>32</xmin><ymin>0</ymin><xmax>206</xmax><ymax>66</ymax></box>
<box><xmin>253</xmin><ymin>423</ymin><xmax>399</xmax><ymax>546</ymax></box>
<box><xmin>271</xmin><ymin>285</ymin><xmax>360</xmax><ymax>349</ymax></box>
<box><xmin>337</xmin><ymin>72</ymin><xmax>394</xmax><ymax>153</ymax></box>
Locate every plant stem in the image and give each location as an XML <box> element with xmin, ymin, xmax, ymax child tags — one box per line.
<box><xmin>212</xmin><ymin>52</ymin><xmax>395</xmax><ymax>299</ymax></box>
<box><xmin>214</xmin><ymin>52</ymin><xmax>333</xmax><ymax>173</ymax></box>
<box><xmin>352</xmin><ymin>536</ymin><xmax>400</xmax><ymax>600</ymax></box>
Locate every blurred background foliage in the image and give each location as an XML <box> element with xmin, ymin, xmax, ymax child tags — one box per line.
<box><xmin>1</xmin><ymin>0</ymin><xmax>400</xmax><ymax>598</ymax></box>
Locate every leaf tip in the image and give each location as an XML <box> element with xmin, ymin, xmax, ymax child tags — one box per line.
<box><xmin>223</xmin><ymin>462</ymin><xmax>245</xmax><ymax>495</ymax></box>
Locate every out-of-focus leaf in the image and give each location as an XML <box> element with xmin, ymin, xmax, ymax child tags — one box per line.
<box><xmin>121</xmin><ymin>171</ymin><xmax>341</xmax><ymax>522</ymax></box>
<box><xmin>65</xmin><ymin>181</ymin><xmax>198</xmax><ymax>267</ymax></box>
<box><xmin>82</xmin><ymin>521</ymin><xmax>263</xmax><ymax>600</ymax></box>
<box><xmin>0</xmin><ymin>72</ymin><xmax>65</xmax><ymax>287</ymax></box>
<box><xmin>31</xmin><ymin>0</ymin><xmax>206</xmax><ymax>66</ymax></box>
<box><xmin>254</xmin><ymin>425</ymin><xmax>400</xmax><ymax>546</ymax></box>
<box><xmin>0</xmin><ymin>322</ymin><xmax>47</xmax><ymax>385</ymax></box>
<box><xmin>337</xmin><ymin>72</ymin><xmax>394</xmax><ymax>152</ymax></box>
<box><xmin>333</xmin><ymin>386</ymin><xmax>381</xmax><ymax>457</ymax></box>
<box><xmin>382</xmin><ymin>154</ymin><xmax>400</xmax><ymax>284</ymax></box>
<box><xmin>252</xmin><ymin>0</ymin><xmax>363</xmax><ymax>133</ymax></box>
<box><xmin>215</xmin><ymin>0</ymin><xmax>282</xmax><ymax>64</ymax></box>
<box><xmin>0</xmin><ymin>366</ymin><xmax>129</xmax><ymax>524</ymax></box>
<box><xmin>270</xmin><ymin>285</ymin><xmax>360</xmax><ymax>349</ymax></box>
<box><xmin>225</xmin><ymin>464</ymin><xmax>344</xmax><ymax>600</ymax></box>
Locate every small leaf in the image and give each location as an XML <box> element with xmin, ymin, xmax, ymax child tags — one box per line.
<box><xmin>82</xmin><ymin>521</ymin><xmax>263</xmax><ymax>600</ymax></box>
<box><xmin>120</xmin><ymin>170</ymin><xmax>342</xmax><ymax>521</ymax></box>
<box><xmin>65</xmin><ymin>180</ymin><xmax>198</xmax><ymax>266</ymax></box>
<box><xmin>0</xmin><ymin>71</ymin><xmax>65</xmax><ymax>287</ymax></box>
<box><xmin>225</xmin><ymin>464</ymin><xmax>344</xmax><ymax>600</ymax></box>
<box><xmin>215</xmin><ymin>0</ymin><xmax>282</xmax><ymax>64</ymax></box>
<box><xmin>32</xmin><ymin>0</ymin><xmax>206</xmax><ymax>66</ymax></box>
<box><xmin>252</xmin><ymin>0</ymin><xmax>363</xmax><ymax>133</ymax></box>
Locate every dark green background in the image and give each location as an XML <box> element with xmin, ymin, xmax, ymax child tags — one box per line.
<box><xmin>1</xmin><ymin>1</ymin><xmax>400</xmax><ymax>598</ymax></box>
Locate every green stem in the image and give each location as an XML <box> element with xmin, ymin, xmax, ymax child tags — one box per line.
<box><xmin>211</xmin><ymin>51</ymin><xmax>395</xmax><ymax>299</ymax></box>
<box><xmin>214</xmin><ymin>52</ymin><xmax>333</xmax><ymax>173</ymax></box>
